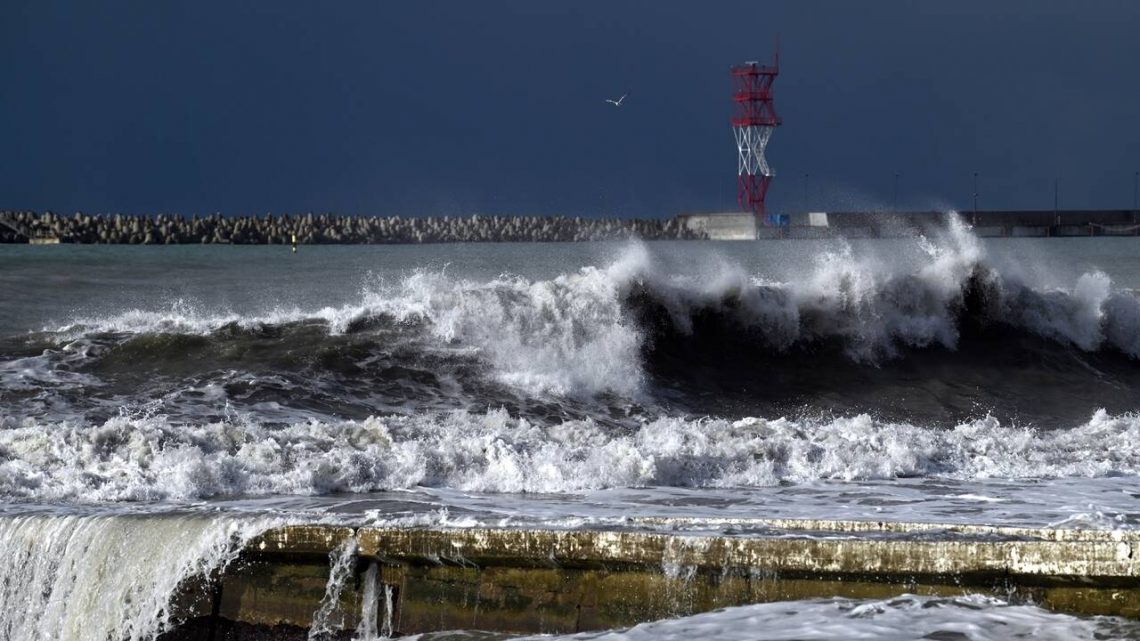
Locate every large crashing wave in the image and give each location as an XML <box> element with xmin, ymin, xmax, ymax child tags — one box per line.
<box><xmin>32</xmin><ymin>250</ymin><xmax>644</xmax><ymax>400</ymax></box>
<box><xmin>31</xmin><ymin>215</ymin><xmax>1140</xmax><ymax>393</ymax></box>
<box><xmin>10</xmin><ymin>213</ymin><xmax>1139</xmax><ymax>425</ymax></box>
<box><xmin>623</xmin><ymin>215</ymin><xmax>1140</xmax><ymax>361</ymax></box>
<box><xmin>35</xmin><ymin>214</ymin><xmax>1140</xmax><ymax>380</ymax></box>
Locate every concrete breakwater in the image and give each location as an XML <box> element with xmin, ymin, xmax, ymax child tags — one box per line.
<box><xmin>680</xmin><ymin>210</ymin><xmax>1140</xmax><ymax>239</ymax></box>
<box><xmin>0</xmin><ymin>210</ymin><xmax>702</xmax><ymax>244</ymax></box>
<box><xmin>6</xmin><ymin>209</ymin><xmax>1140</xmax><ymax>245</ymax></box>
<box><xmin>822</xmin><ymin>209</ymin><xmax>1140</xmax><ymax>239</ymax></box>
<box><xmin>159</xmin><ymin>521</ymin><xmax>1140</xmax><ymax>639</ymax></box>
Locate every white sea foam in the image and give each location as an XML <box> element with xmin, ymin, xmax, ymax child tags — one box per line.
<box><xmin>513</xmin><ymin>594</ymin><xmax>1135</xmax><ymax>641</ymax></box>
<box><xmin>2</xmin><ymin>407</ymin><xmax>1139</xmax><ymax>502</ymax></box>
<box><xmin>309</xmin><ymin>537</ymin><xmax>360</xmax><ymax>641</ymax></box>
<box><xmin>0</xmin><ymin>511</ymin><xmax>283</xmax><ymax>641</ymax></box>
<box><xmin>372</xmin><ymin>262</ymin><xmax>644</xmax><ymax>396</ymax></box>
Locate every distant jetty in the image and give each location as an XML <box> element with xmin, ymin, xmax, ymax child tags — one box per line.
<box><xmin>0</xmin><ymin>211</ymin><xmax>702</xmax><ymax>245</ymax></box>
<box><xmin>3</xmin><ymin>209</ymin><xmax>1139</xmax><ymax>244</ymax></box>
<box><xmin>679</xmin><ymin>210</ymin><xmax>1140</xmax><ymax>239</ymax></box>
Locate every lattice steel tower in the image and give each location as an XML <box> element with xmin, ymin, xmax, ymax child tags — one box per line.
<box><xmin>731</xmin><ymin>46</ymin><xmax>781</xmax><ymax>226</ymax></box>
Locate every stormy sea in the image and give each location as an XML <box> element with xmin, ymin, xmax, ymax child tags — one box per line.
<box><xmin>2</xmin><ymin>215</ymin><xmax>1140</xmax><ymax>639</ymax></box>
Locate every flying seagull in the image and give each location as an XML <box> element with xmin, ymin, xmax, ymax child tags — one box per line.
<box><xmin>604</xmin><ymin>94</ymin><xmax>627</xmax><ymax>107</ymax></box>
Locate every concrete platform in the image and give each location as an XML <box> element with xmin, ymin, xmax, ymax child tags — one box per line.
<box><xmin>159</xmin><ymin>520</ymin><xmax>1140</xmax><ymax>639</ymax></box>
<box><xmin>1010</xmin><ymin>225</ymin><xmax>1050</xmax><ymax>237</ymax></box>
<box><xmin>1055</xmin><ymin>224</ymin><xmax>1095</xmax><ymax>237</ymax></box>
<box><xmin>972</xmin><ymin>226</ymin><xmax>1007</xmax><ymax>237</ymax></box>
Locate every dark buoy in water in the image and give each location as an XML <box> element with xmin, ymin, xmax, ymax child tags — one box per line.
<box><xmin>291</xmin><ymin>233</ymin><xmax>297</xmax><ymax>253</ymax></box>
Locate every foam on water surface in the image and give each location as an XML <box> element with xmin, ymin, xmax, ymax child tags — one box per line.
<box><xmin>505</xmin><ymin>595</ymin><xmax>1140</xmax><ymax>641</ymax></box>
<box><xmin>2</xmin><ymin>408</ymin><xmax>1140</xmax><ymax>503</ymax></box>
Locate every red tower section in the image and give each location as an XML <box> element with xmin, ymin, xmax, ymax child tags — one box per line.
<box><xmin>731</xmin><ymin>47</ymin><xmax>782</xmax><ymax>226</ymax></box>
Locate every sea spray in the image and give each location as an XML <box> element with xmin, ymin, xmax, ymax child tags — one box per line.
<box><xmin>381</xmin><ymin>584</ymin><xmax>395</xmax><ymax>638</ymax></box>
<box><xmin>0</xmin><ymin>511</ymin><xmax>282</xmax><ymax>641</ymax></box>
<box><xmin>354</xmin><ymin>562</ymin><xmax>381</xmax><ymax>641</ymax></box>
<box><xmin>309</xmin><ymin>536</ymin><xmax>360</xmax><ymax>641</ymax></box>
<box><xmin>384</xmin><ymin>264</ymin><xmax>644</xmax><ymax>396</ymax></box>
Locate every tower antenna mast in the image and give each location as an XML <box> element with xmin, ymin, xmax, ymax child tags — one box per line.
<box><xmin>731</xmin><ymin>42</ymin><xmax>782</xmax><ymax>230</ymax></box>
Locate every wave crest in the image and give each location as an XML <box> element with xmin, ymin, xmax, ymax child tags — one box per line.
<box><xmin>17</xmin><ymin>214</ymin><xmax>1140</xmax><ymax>421</ymax></box>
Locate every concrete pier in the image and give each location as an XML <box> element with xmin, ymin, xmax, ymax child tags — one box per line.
<box><xmin>160</xmin><ymin>521</ymin><xmax>1140</xmax><ymax>639</ymax></box>
<box><xmin>683</xmin><ymin>210</ymin><xmax>1140</xmax><ymax>240</ymax></box>
<box><xmin>823</xmin><ymin>209</ymin><xmax>1140</xmax><ymax>239</ymax></box>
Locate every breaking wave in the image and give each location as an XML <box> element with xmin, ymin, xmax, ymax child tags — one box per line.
<box><xmin>6</xmin><ymin>214</ymin><xmax>1140</xmax><ymax>426</ymax></box>
<box><xmin>43</xmin><ymin>215</ymin><xmax>1140</xmax><ymax>361</ymax></box>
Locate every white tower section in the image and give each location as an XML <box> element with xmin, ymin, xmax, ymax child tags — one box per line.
<box><xmin>735</xmin><ymin>125</ymin><xmax>773</xmax><ymax>179</ymax></box>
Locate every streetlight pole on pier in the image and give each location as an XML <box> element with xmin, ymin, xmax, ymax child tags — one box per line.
<box><xmin>1132</xmin><ymin>170</ymin><xmax>1138</xmax><ymax>224</ymax></box>
<box><xmin>972</xmin><ymin>172</ymin><xmax>978</xmax><ymax>224</ymax></box>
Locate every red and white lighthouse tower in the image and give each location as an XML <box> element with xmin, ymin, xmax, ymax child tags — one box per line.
<box><xmin>731</xmin><ymin>46</ymin><xmax>781</xmax><ymax>227</ymax></box>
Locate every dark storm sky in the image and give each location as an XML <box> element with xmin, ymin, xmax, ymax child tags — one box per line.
<box><xmin>2</xmin><ymin>1</ymin><xmax>1139</xmax><ymax>217</ymax></box>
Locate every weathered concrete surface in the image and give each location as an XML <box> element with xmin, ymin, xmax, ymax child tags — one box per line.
<box><xmin>782</xmin><ymin>210</ymin><xmax>1139</xmax><ymax>239</ymax></box>
<box><xmin>616</xmin><ymin>516</ymin><xmax>1140</xmax><ymax>542</ymax></box>
<box><xmin>162</xmin><ymin>526</ymin><xmax>361</xmax><ymax>640</ymax></box>
<box><xmin>158</xmin><ymin>521</ymin><xmax>1140</xmax><ymax>638</ymax></box>
<box><xmin>349</xmin><ymin>526</ymin><xmax>1139</xmax><ymax>584</ymax></box>
<box><xmin>249</xmin><ymin>525</ymin><xmax>355</xmax><ymax>558</ymax></box>
<box><xmin>676</xmin><ymin>213</ymin><xmax>757</xmax><ymax>240</ymax></box>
